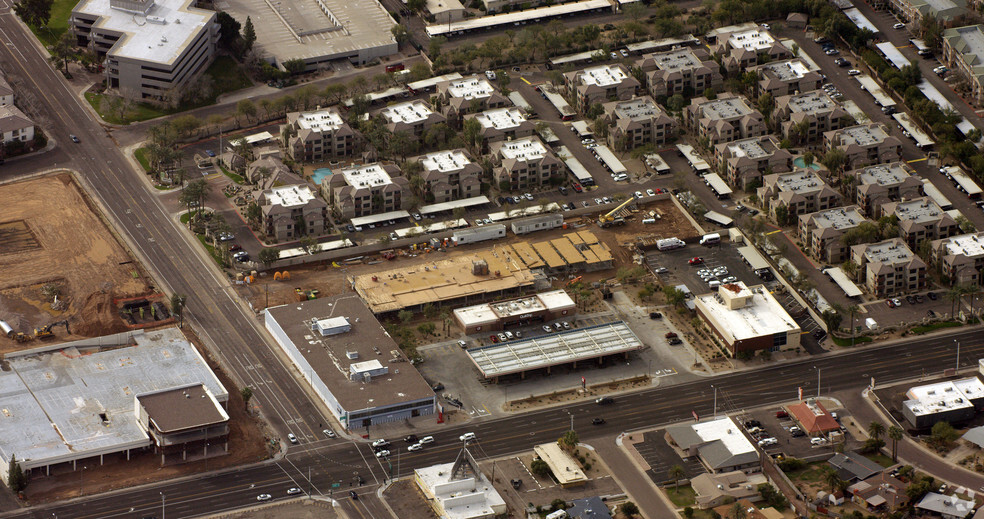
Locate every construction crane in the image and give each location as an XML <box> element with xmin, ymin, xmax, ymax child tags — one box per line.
<box><xmin>34</xmin><ymin>320</ymin><xmax>70</xmax><ymax>339</ymax></box>
<box><xmin>597</xmin><ymin>197</ymin><xmax>636</xmax><ymax>228</ymax></box>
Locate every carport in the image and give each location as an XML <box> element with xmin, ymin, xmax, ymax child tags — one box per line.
<box><xmin>418</xmin><ymin>196</ymin><xmax>490</xmax><ymax>216</ymax></box>
<box><xmin>823</xmin><ymin>267</ymin><xmax>863</xmax><ymax>298</ymax></box>
<box><xmin>350</xmin><ymin>210</ymin><xmax>411</xmax><ymax>226</ymax></box>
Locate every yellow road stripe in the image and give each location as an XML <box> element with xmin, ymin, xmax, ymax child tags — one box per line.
<box><xmin>907</xmin><ymin>157</ymin><xmax>928</xmax><ymax>163</ymax></box>
<box><xmin>766</xmin><ymin>229</ymin><xmax>783</xmax><ymax>235</ymax></box>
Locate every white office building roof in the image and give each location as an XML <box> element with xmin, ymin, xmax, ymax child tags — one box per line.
<box><xmin>421</xmin><ymin>150</ymin><xmax>472</xmax><ymax>173</ymax></box>
<box><xmin>340</xmin><ymin>164</ymin><xmax>394</xmax><ymax>188</ymax></box>
<box><xmin>497</xmin><ymin>137</ymin><xmax>547</xmax><ymax>161</ymax></box>
<box><xmin>380</xmin><ymin>101</ymin><xmax>435</xmax><ymax>124</ymax></box>
<box><xmin>466</xmin><ymin>321</ymin><xmax>643</xmax><ymax>377</ymax></box>
<box><xmin>293</xmin><ymin>108</ymin><xmax>345</xmax><ymax>132</ymax></box>
<box><xmin>727</xmin><ymin>28</ymin><xmax>777</xmax><ymax>51</ymax></box>
<box><xmin>264</xmin><ymin>185</ymin><xmax>317</xmax><ymax>208</ymax></box>
<box><xmin>576</xmin><ymin>65</ymin><xmax>630</xmax><ymax>87</ymax></box>
<box><xmin>0</xmin><ymin>328</ymin><xmax>226</xmax><ymax>471</ymax></box>
<box><xmin>905</xmin><ymin>377</ymin><xmax>984</xmax><ymax>417</ymax></box>
<box><xmin>691</xmin><ymin>417</ymin><xmax>758</xmax><ymax>458</ymax></box>
<box><xmin>455</xmin><ymin>290</ymin><xmax>574</xmax><ymax>327</ymax></box>
<box><xmin>73</xmin><ymin>0</ymin><xmax>212</xmax><ymax>64</ymax></box>
<box><xmin>695</xmin><ymin>283</ymin><xmax>799</xmax><ymax>342</ymax></box>
<box><xmin>474</xmin><ymin>107</ymin><xmax>527</xmax><ymax>130</ymax></box>
<box><xmin>414</xmin><ymin>455</ymin><xmax>506</xmax><ymax>519</ymax></box>
<box><xmin>446</xmin><ymin>77</ymin><xmax>496</xmax><ymax>100</ymax></box>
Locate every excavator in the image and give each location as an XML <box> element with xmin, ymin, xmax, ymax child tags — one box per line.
<box><xmin>597</xmin><ymin>196</ymin><xmax>636</xmax><ymax>228</ymax></box>
<box><xmin>34</xmin><ymin>320</ymin><xmax>70</xmax><ymax>339</ymax></box>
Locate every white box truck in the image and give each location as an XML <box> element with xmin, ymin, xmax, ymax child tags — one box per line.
<box><xmin>657</xmin><ymin>237</ymin><xmax>686</xmax><ymax>251</ymax></box>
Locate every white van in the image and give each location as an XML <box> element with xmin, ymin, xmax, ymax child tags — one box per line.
<box><xmin>642</xmin><ymin>218</ymin><xmax>656</xmax><ymax>224</ymax></box>
<box><xmin>708</xmin><ymin>280</ymin><xmax>721</xmax><ymax>289</ymax></box>
<box><xmin>700</xmin><ymin>233</ymin><xmax>721</xmax><ymax>246</ymax></box>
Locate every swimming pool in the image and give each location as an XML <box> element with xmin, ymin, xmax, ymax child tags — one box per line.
<box><xmin>793</xmin><ymin>157</ymin><xmax>821</xmax><ymax>170</ymax></box>
<box><xmin>311</xmin><ymin>168</ymin><xmax>333</xmax><ymax>184</ymax></box>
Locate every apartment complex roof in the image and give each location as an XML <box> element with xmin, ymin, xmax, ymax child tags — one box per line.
<box><xmin>263</xmin><ymin>184</ymin><xmax>318</xmax><ymax>208</ymax></box>
<box><xmin>380</xmin><ymin>101</ymin><xmax>436</xmax><ymax>124</ymax></box>
<box><xmin>421</xmin><ymin>149</ymin><xmax>473</xmax><ymax>173</ymax></box>
<box><xmin>445</xmin><ymin>77</ymin><xmax>496</xmax><ymax>100</ymax></box>
<box><xmin>809</xmin><ymin>206</ymin><xmax>866</xmax><ymax>230</ymax></box>
<box><xmin>339</xmin><ymin>163</ymin><xmax>395</xmax><ymax>188</ymax></box>
<box><xmin>857</xmin><ymin>162</ymin><xmax>914</xmax><ymax>186</ymax></box>
<box><xmin>291</xmin><ymin>108</ymin><xmax>345</xmax><ymax>132</ymax></box>
<box><xmin>473</xmin><ymin>107</ymin><xmax>528</xmax><ymax>130</ymax></box>
<box><xmin>573</xmin><ymin>64</ymin><xmax>630</xmax><ymax>87</ymax></box>
<box><xmin>496</xmin><ymin>137</ymin><xmax>548</xmax><ymax>161</ymax></box>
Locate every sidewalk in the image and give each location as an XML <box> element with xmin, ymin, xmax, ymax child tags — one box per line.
<box><xmin>594</xmin><ymin>435</ymin><xmax>679</xmax><ymax>519</ymax></box>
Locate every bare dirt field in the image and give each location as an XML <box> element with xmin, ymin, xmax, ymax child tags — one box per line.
<box><xmin>382</xmin><ymin>479</ymin><xmax>438</xmax><ymax>519</ymax></box>
<box><xmin>204</xmin><ymin>498</ymin><xmax>340</xmax><ymax>519</ymax></box>
<box><xmin>21</xmin><ymin>328</ymin><xmax>273</xmax><ymax>504</ymax></box>
<box><xmin>0</xmin><ymin>173</ymin><xmax>153</xmax><ymax>353</ymax></box>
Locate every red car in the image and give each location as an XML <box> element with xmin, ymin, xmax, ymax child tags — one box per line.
<box><xmin>229</xmin><ymin>243</ymin><xmax>242</xmax><ymax>252</ymax></box>
<box><xmin>885</xmin><ymin>299</ymin><xmax>896</xmax><ymax>308</ymax></box>
<box><xmin>572</xmin><ymin>183</ymin><xmax>583</xmax><ymax>193</ymax></box>
<box><xmin>665</xmin><ymin>332</ymin><xmax>678</xmax><ymax>339</ymax></box>
<box><xmin>688</xmin><ymin>257</ymin><xmax>704</xmax><ymax>265</ymax></box>
<box><xmin>490</xmin><ymin>335</ymin><xmax>499</xmax><ymax>343</ymax></box>
<box><xmin>776</xmin><ymin>410</ymin><xmax>789</xmax><ymax>418</ymax></box>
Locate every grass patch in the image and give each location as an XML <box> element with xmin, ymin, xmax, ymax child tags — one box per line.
<box><xmin>85</xmin><ymin>92</ymin><xmax>168</xmax><ymax>124</ymax></box>
<box><xmin>134</xmin><ymin>147</ymin><xmax>152</xmax><ymax>173</ymax></box>
<box><xmin>23</xmin><ymin>0</ymin><xmax>76</xmax><ymax>46</ymax></box>
<box><xmin>864</xmin><ymin>452</ymin><xmax>895</xmax><ymax>468</ymax></box>
<box><xmin>832</xmin><ymin>335</ymin><xmax>873</xmax><ymax>347</ymax></box>
<box><xmin>196</xmin><ymin>234</ymin><xmax>227</xmax><ymax>268</ymax></box>
<box><xmin>664</xmin><ymin>485</ymin><xmax>696</xmax><ymax>507</ymax></box>
<box><xmin>784</xmin><ymin>461</ymin><xmax>829</xmax><ymax>486</ymax></box>
<box><xmin>205</xmin><ymin>56</ymin><xmax>252</xmax><ymax>100</ymax></box>
<box><xmin>911</xmin><ymin>321</ymin><xmax>963</xmax><ymax>335</ymax></box>
<box><xmin>180</xmin><ymin>210</ymin><xmax>203</xmax><ymax>225</ymax></box>
<box><xmin>219</xmin><ymin>164</ymin><xmax>244</xmax><ymax>184</ymax></box>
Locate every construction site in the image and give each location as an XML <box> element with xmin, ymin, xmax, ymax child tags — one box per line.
<box><xmin>0</xmin><ymin>174</ymin><xmax>159</xmax><ymax>353</ymax></box>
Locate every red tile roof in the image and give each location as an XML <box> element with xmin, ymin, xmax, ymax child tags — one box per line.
<box><xmin>788</xmin><ymin>400</ymin><xmax>840</xmax><ymax>434</ymax></box>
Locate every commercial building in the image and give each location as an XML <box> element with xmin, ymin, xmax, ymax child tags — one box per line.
<box><xmin>264</xmin><ymin>295</ymin><xmax>436</xmax><ymax>429</ymax></box>
<box><xmin>490</xmin><ymin>137</ymin><xmax>564</xmax><ymax>191</ymax></box>
<box><xmin>787</xmin><ymin>399</ymin><xmax>842</xmax><ymax>436</ymax></box>
<box><xmin>902</xmin><ymin>377</ymin><xmax>984</xmax><ymax>428</ymax></box>
<box><xmin>944</xmin><ymin>25</ymin><xmax>984</xmax><ymax>103</ymax></box>
<box><xmin>71</xmin><ymin>0</ymin><xmax>218</xmax><ymax>100</ymax></box>
<box><xmin>758</xmin><ymin>170</ymin><xmax>841</xmax><ymax>221</ymax></box>
<box><xmin>415</xmin><ymin>149</ymin><xmax>483</xmax><ymax>204</ymax></box>
<box><xmin>750</xmin><ymin>59</ymin><xmax>823</xmax><ymax>97</ymax></box>
<box><xmin>526</xmin><ymin>231</ymin><xmax>613</xmax><ymax>274</ymax></box>
<box><xmin>711</xmin><ymin>28</ymin><xmax>793</xmax><ymax>72</ymax></box>
<box><xmin>798</xmin><ymin>206</ymin><xmax>869</xmax><ymax>263</ymax></box>
<box><xmin>824</xmin><ymin>124</ymin><xmax>903</xmax><ymax>169</ymax></box>
<box><xmin>453</xmin><ymin>289</ymin><xmax>575</xmax><ymax>333</ymax></box>
<box><xmin>684</xmin><ymin>94</ymin><xmax>767</xmax><ymax>146</ymax></box>
<box><xmin>0</xmin><ymin>105</ymin><xmax>34</xmax><ymax>145</ymax></box>
<box><xmin>257</xmin><ymin>184</ymin><xmax>329</xmax><ymax>241</ymax></box>
<box><xmin>563</xmin><ymin>64</ymin><xmax>640</xmax><ymax>112</ymax></box>
<box><xmin>285</xmin><ymin>108</ymin><xmax>357</xmax><ymax>162</ymax></box>
<box><xmin>414</xmin><ymin>447</ymin><xmax>506</xmax><ymax>519</ymax></box>
<box><xmin>436</xmin><ymin>75</ymin><xmax>509</xmax><ymax>122</ymax></box>
<box><xmin>324</xmin><ymin>163</ymin><xmax>408</xmax><ymax>220</ymax></box>
<box><xmin>850</xmin><ymin>238</ymin><xmax>927</xmax><ymax>296</ymax></box>
<box><xmin>664</xmin><ymin>417</ymin><xmax>760</xmax><ymax>474</ymax></box>
<box><xmin>602</xmin><ymin>96</ymin><xmax>678</xmax><ymax>150</ymax></box>
<box><xmin>379</xmin><ymin>101</ymin><xmax>446</xmax><ymax>136</ymax></box>
<box><xmin>533</xmin><ymin>442</ymin><xmax>587</xmax><ymax>488</ymax></box>
<box><xmin>0</xmin><ymin>328</ymin><xmax>228</xmax><ymax>483</ymax></box>
<box><xmin>774</xmin><ymin>90</ymin><xmax>852</xmax><ymax>143</ymax></box>
<box><xmin>567</xmin><ymin>497</ymin><xmax>613</xmax><ymax>519</ymax></box>
<box><xmin>932</xmin><ymin>232</ymin><xmax>984</xmax><ymax>285</ymax></box>
<box><xmin>638</xmin><ymin>47</ymin><xmax>722</xmax><ymax>97</ymax></box>
<box><xmin>714</xmin><ymin>135</ymin><xmax>793</xmax><ymax>189</ymax></box>
<box><xmin>694</xmin><ymin>282</ymin><xmax>801</xmax><ymax>356</ymax></box>
<box><xmin>894</xmin><ymin>0</ymin><xmax>968</xmax><ymax>23</ymax></box>
<box><xmin>464</xmin><ymin>107</ymin><xmax>535</xmax><ymax>151</ymax></box>
<box><xmin>854</xmin><ymin>162</ymin><xmax>923</xmax><ymax>217</ymax></box>
<box><xmin>916</xmin><ymin>493</ymin><xmax>976</xmax><ymax>519</ymax></box>
<box><xmin>466</xmin><ymin>321</ymin><xmax>644</xmax><ymax>381</ymax></box>
<box><xmin>883</xmin><ymin>197</ymin><xmax>959</xmax><ymax>247</ymax></box>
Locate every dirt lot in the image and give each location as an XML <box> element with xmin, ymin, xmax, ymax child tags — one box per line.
<box><xmin>203</xmin><ymin>498</ymin><xmax>340</xmax><ymax>519</ymax></box>
<box><xmin>382</xmin><ymin>479</ymin><xmax>439</xmax><ymax>519</ymax></box>
<box><xmin>0</xmin><ymin>173</ymin><xmax>153</xmax><ymax>353</ymax></box>
<box><xmin>21</xmin><ymin>328</ymin><xmax>273</xmax><ymax>504</ymax></box>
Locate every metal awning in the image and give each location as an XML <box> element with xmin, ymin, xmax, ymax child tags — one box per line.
<box><xmin>824</xmin><ymin>267</ymin><xmax>863</xmax><ymax>298</ymax></box>
<box><xmin>418</xmin><ymin>196</ymin><xmax>490</xmax><ymax>215</ymax></box>
<box><xmin>350</xmin><ymin>211</ymin><xmax>411</xmax><ymax>226</ymax></box>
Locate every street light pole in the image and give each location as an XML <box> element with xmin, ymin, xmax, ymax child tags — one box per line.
<box><xmin>161</xmin><ymin>491</ymin><xmax>165</xmax><ymax>519</ymax></box>
<box><xmin>813</xmin><ymin>366</ymin><xmax>821</xmax><ymax>399</ymax></box>
<box><xmin>956</xmin><ymin>339</ymin><xmax>961</xmax><ymax>371</ymax></box>
<box><xmin>79</xmin><ymin>466</ymin><xmax>86</xmax><ymax>496</ymax></box>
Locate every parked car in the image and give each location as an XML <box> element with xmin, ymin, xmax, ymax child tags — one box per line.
<box><xmin>811</xmin><ymin>437</ymin><xmax>827</xmax><ymax>446</ymax></box>
<box><xmin>848</xmin><ymin>69</ymin><xmax>862</xmax><ymax>75</ymax></box>
<box><xmin>647</xmin><ymin>189</ymin><xmax>656</xmax><ymax>196</ymax></box>
<box><xmin>776</xmin><ymin>410</ymin><xmax>789</xmax><ymax>418</ymax></box>
<box><xmin>688</xmin><ymin>257</ymin><xmax>704</xmax><ymax>265</ymax></box>
<box><xmin>497</xmin><ymin>333</ymin><xmax>507</xmax><ymax>342</ymax></box>
<box><xmin>886</xmin><ymin>299</ymin><xmax>896</xmax><ymax>308</ymax></box>
<box><xmin>562</xmin><ymin>321</ymin><xmax>571</xmax><ymax>329</ymax></box>
<box><xmin>654</xmin><ymin>267</ymin><xmax>668</xmax><ymax>274</ymax></box>
<box><xmin>457</xmin><ymin>340</ymin><xmax>468</xmax><ymax>349</ymax></box>
<box><xmin>825</xmin><ymin>49</ymin><xmax>840</xmax><ymax>56</ymax></box>
<box><xmin>744</xmin><ymin>420</ymin><xmax>761</xmax><ymax>428</ymax></box>
<box><xmin>431</xmin><ymin>382</ymin><xmax>444</xmax><ymax>392</ymax></box>
<box><xmin>893</xmin><ymin>298</ymin><xmax>902</xmax><ymax>307</ymax></box>
<box><xmin>489</xmin><ymin>335</ymin><xmax>499</xmax><ymax>343</ymax></box>
<box><xmin>649</xmin><ymin>312</ymin><xmax>663</xmax><ymax>319</ymax></box>
<box><xmin>894</xmin><ymin>22</ymin><xmax>906</xmax><ymax>29</ymax></box>
<box><xmin>542</xmin><ymin>325</ymin><xmax>553</xmax><ymax>333</ymax></box>
<box><xmin>668</xmin><ymin>338</ymin><xmax>683</xmax><ymax>345</ymax></box>
<box><xmin>665</xmin><ymin>332</ymin><xmax>678</xmax><ymax>339</ymax></box>
<box><xmin>70</xmin><ymin>134</ymin><xmax>80</xmax><ymax>143</ymax></box>
<box><xmin>928</xmin><ymin>291</ymin><xmax>938</xmax><ymax>300</ymax></box>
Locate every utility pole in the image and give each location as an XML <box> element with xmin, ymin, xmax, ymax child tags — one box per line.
<box><xmin>161</xmin><ymin>491</ymin><xmax>165</xmax><ymax>519</ymax></box>
<box><xmin>712</xmin><ymin>385</ymin><xmax>717</xmax><ymax>419</ymax></box>
<box><xmin>956</xmin><ymin>339</ymin><xmax>961</xmax><ymax>371</ymax></box>
<box><xmin>815</xmin><ymin>366</ymin><xmax>821</xmax><ymax>398</ymax></box>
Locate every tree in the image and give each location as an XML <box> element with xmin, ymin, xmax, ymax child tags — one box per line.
<box><xmin>821</xmin><ymin>308</ymin><xmax>842</xmax><ymax>332</ymax></box>
<box><xmin>757</xmin><ymin>483</ymin><xmax>789</xmax><ymax>510</ymax></box>
<box><xmin>621</xmin><ymin>502</ymin><xmax>640</xmax><ymax>518</ymax></box>
<box><xmin>930</xmin><ymin>421</ymin><xmax>958</xmax><ymax>450</ymax></box>
<box><xmin>888</xmin><ymin>425</ymin><xmax>903</xmax><ymax>462</ymax></box>
<box><xmin>391</xmin><ymin>24</ymin><xmax>409</xmax><ymax>44</ymax></box>
<box><xmin>668</xmin><ymin>464</ymin><xmax>685</xmax><ymax>489</ymax></box>
<box><xmin>50</xmin><ymin>30</ymin><xmax>78</xmax><ymax>76</ymax></box>
<box><xmin>663</xmin><ymin>285</ymin><xmax>686</xmax><ymax>306</ymax></box>
<box><xmin>558</xmin><ymin>429</ymin><xmax>579</xmax><ymax>452</ymax></box>
<box><xmin>236</xmin><ymin>99</ymin><xmax>258</xmax><ymax>126</ymax></box>
<box><xmin>773</xmin><ymin>204</ymin><xmax>789</xmax><ymax>226</ymax></box>
<box><xmin>241</xmin><ymin>387</ymin><xmax>253</xmax><ymax>409</ymax></box>
<box><xmin>822</xmin><ymin>467</ymin><xmax>845</xmax><ymax>493</ymax></box>
<box><xmin>169</xmin><ymin>293</ymin><xmax>186</xmax><ymax>328</ymax></box>
<box><xmin>283</xmin><ymin>58</ymin><xmax>306</xmax><ymax>75</ymax></box>
<box><xmin>729</xmin><ymin>502</ymin><xmax>747</xmax><ymax>519</ymax></box>
<box><xmin>242</xmin><ymin>16</ymin><xmax>256</xmax><ymax>52</ymax></box>
<box><xmin>530</xmin><ymin>459</ymin><xmax>550</xmax><ymax>477</ymax></box>
<box><xmin>215</xmin><ymin>11</ymin><xmax>241</xmax><ymax>50</ymax></box>
<box><xmin>13</xmin><ymin>0</ymin><xmax>51</xmax><ymax>28</ymax></box>
<box><xmin>821</xmin><ymin>148</ymin><xmax>848</xmax><ymax>174</ymax></box>
<box><xmin>298</xmin><ymin>235</ymin><xmax>318</xmax><ymax>254</ymax></box>
<box><xmin>398</xmin><ymin>309</ymin><xmax>413</xmax><ymax>323</ymax></box>
<box><xmin>7</xmin><ymin>455</ymin><xmax>25</xmax><ymax>493</ymax></box>
<box><xmin>258</xmin><ymin>247</ymin><xmax>280</xmax><ymax>268</ymax></box>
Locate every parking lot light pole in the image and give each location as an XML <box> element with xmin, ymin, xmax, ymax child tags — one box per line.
<box><xmin>565</xmin><ymin>410</ymin><xmax>574</xmax><ymax>432</ymax></box>
<box><xmin>814</xmin><ymin>366</ymin><xmax>821</xmax><ymax>398</ymax></box>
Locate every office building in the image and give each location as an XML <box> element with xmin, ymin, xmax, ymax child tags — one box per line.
<box><xmin>694</xmin><ymin>282</ymin><xmax>801</xmax><ymax>356</ymax></box>
<box><xmin>665</xmin><ymin>416</ymin><xmax>761</xmax><ymax>473</ymax></box>
<box><xmin>902</xmin><ymin>377</ymin><xmax>984</xmax><ymax>428</ymax></box>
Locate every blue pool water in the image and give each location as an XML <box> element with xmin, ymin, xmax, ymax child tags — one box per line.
<box><xmin>793</xmin><ymin>157</ymin><xmax>821</xmax><ymax>170</ymax></box>
<box><xmin>311</xmin><ymin>168</ymin><xmax>333</xmax><ymax>184</ymax></box>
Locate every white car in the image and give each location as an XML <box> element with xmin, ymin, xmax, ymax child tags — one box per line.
<box><xmin>848</xmin><ymin>69</ymin><xmax>862</xmax><ymax>76</ymax></box>
<box><xmin>610</xmin><ymin>51</ymin><xmax>618</xmax><ymax>59</ymax></box>
<box><xmin>581</xmin><ymin>138</ymin><xmax>595</xmax><ymax>145</ymax></box>
<box><xmin>811</xmin><ymin>437</ymin><xmax>827</xmax><ymax>446</ymax></box>
<box><xmin>485</xmin><ymin>70</ymin><xmax>496</xmax><ymax>80</ymax></box>
<box><xmin>542</xmin><ymin>325</ymin><xmax>553</xmax><ymax>333</ymax></box>
<box><xmin>757</xmin><ymin>437</ymin><xmax>778</xmax><ymax>447</ymax></box>
<box><xmin>419</xmin><ymin>436</ymin><xmax>435</xmax><ymax>444</ymax></box>
<box><xmin>287</xmin><ymin>487</ymin><xmax>303</xmax><ymax>495</ymax></box>
<box><xmin>459</xmin><ymin>432</ymin><xmax>477</xmax><ymax>442</ymax></box>
<box><xmin>619</xmin><ymin>49</ymin><xmax>629</xmax><ymax>57</ymax></box>
<box><xmin>647</xmin><ymin>189</ymin><xmax>656</xmax><ymax>196</ymax></box>
<box><xmin>323</xmin><ymin>429</ymin><xmax>336</xmax><ymax>438</ymax></box>
<box><xmin>257</xmin><ymin>494</ymin><xmax>272</xmax><ymax>501</ymax></box>
<box><xmin>524</xmin><ymin>193</ymin><xmax>534</xmax><ymax>201</ymax></box>
<box><xmin>635</xmin><ymin>191</ymin><xmax>643</xmax><ymax>199</ymax></box>
<box><xmin>288</xmin><ymin>433</ymin><xmax>298</xmax><ymax>444</ymax></box>
<box><xmin>375</xmin><ymin>449</ymin><xmax>391</xmax><ymax>458</ymax></box>
<box><xmin>408</xmin><ymin>443</ymin><xmax>424</xmax><ymax>452</ymax></box>
<box><xmin>893</xmin><ymin>22</ymin><xmax>905</xmax><ymax>29</ymax></box>
<box><xmin>371</xmin><ymin>438</ymin><xmax>389</xmax><ymax>448</ymax></box>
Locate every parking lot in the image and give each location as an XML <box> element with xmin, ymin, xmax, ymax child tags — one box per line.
<box><xmin>633</xmin><ymin>430</ymin><xmax>706</xmax><ymax>485</ymax></box>
<box><xmin>734</xmin><ymin>404</ymin><xmax>854</xmax><ymax>461</ymax></box>
<box><xmin>858</xmin><ymin>290</ymin><xmax>954</xmax><ymax>331</ymax></box>
<box><xmin>647</xmin><ymin>241</ymin><xmax>769</xmax><ymax>298</ymax></box>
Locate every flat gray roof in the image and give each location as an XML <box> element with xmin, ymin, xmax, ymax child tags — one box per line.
<box><xmin>137</xmin><ymin>384</ymin><xmax>228</xmax><ymax>433</ymax></box>
<box><xmin>697</xmin><ymin>97</ymin><xmax>754</xmax><ymax>120</ymax></box>
<box><xmin>466</xmin><ymin>321</ymin><xmax>643</xmax><ymax>377</ymax></box>
<box><xmin>0</xmin><ymin>328</ymin><xmax>226</xmax><ymax>470</ymax></box>
<box><xmin>786</xmin><ymin>90</ymin><xmax>837</xmax><ymax>113</ymax></box>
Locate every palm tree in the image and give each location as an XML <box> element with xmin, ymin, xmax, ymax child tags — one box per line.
<box><xmin>888</xmin><ymin>425</ymin><xmax>903</xmax><ymax>462</ymax></box>
<box><xmin>946</xmin><ymin>285</ymin><xmax>963</xmax><ymax>318</ymax></box>
<box><xmin>868</xmin><ymin>421</ymin><xmax>885</xmax><ymax>442</ymax></box>
<box><xmin>847</xmin><ymin>304</ymin><xmax>860</xmax><ymax>346</ymax></box>
<box><xmin>668</xmin><ymin>464</ymin><xmax>685</xmax><ymax>489</ymax></box>
<box><xmin>822</xmin><ymin>467</ymin><xmax>844</xmax><ymax>493</ymax></box>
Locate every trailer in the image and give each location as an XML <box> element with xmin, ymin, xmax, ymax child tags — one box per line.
<box><xmin>510</xmin><ymin>213</ymin><xmax>564</xmax><ymax>235</ymax></box>
<box><xmin>452</xmin><ymin>224</ymin><xmax>507</xmax><ymax>245</ymax></box>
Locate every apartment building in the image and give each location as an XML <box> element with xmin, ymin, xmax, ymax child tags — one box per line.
<box><xmin>774</xmin><ymin>90</ymin><xmax>852</xmax><ymax>143</ymax></box>
<box><xmin>563</xmin><ymin>64</ymin><xmax>640</xmax><ymax>112</ymax></box>
<box><xmin>489</xmin><ymin>137</ymin><xmax>564</xmax><ymax>191</ymax></box>
<box><xmin>893</xmin><ymin>0</ymin><xmax>968</xmax><ymax>22</ymax></box>
<box><xmin>257</xmin><ymin>184</ymin><xmax>330</xmax><ymax>242</ymax></box>
<box><xmin>324</xmin><ymin>163</ymin><xmax>409</xmax><ymax>220</ymax></box>
<box><xmin>943</xmin><ymin>25</ymin><xmax>984</xmax><ymax>103</ymax></box>
<box><xmin>883</xmin><ymin>197</ymin><xmax>959</xmax><ymax>247</ymax></box>
<box><xmin>824</xmin><ymin>124</ymin><xmax>903</xmax><ymax>169</ymax></box>
<box><xmin>0</xmin><ymin>105</ymin><xmax>34</xmax><ymax>145</ymax></box>
<box><xmin>854</xmin><ymin>162</ymin><xmax>923</xmax><ymax>217</ymax></box>
<box><xmin>71</xmin><ymin>0</ymin><xmax>219</xmax><ymax>99</ymax></box>
<box><xmin>798</xmin><ymin>206</ymin><xmax>869</xmax><ymax>263</ymax></box>
<box><xmin>379</xmin><ymin>101</ymin><xmax>446</xmax><ymax>136</ymax></box>
<box><xmin>602</xmin><ymin>96</ymin><xmax>678</xmax><ymax>150</ymax></box>
<box><xmin>464</xmin><ymin>107</ymin><xmax>535</xmax><ymax>151</ymax></box>
<box><xmin>932</xmin><ymin>232</ymin><xmax>984</xmax><ymax>285</ymax></box>
<box><xmin>0</xmin><ymin>76</ymin><xmax>12</xmax><ymax>107</ymax></box>
<box><xmin>285</xmin><ymin>108</ymin><xmax>357</xmax><ymax>162</ymax></box>
<box><xmin>750</xmin><ymin>59</ymin><xmax>823</xmax><ymax>97</ymax></box>
<box><xmin>435</xmin><ymin>75</ymin><xmax>509</xmax><ymax>122</ymax></box>
<box><xmin>684</xmin><ymin>94</ymin><xmax>768</xmax><ymax>146</ymax></box>
<box><xmin>714</xmin><ymin>135</ymin><xmax>793</xmax><ymax>189</ymax></box>
<box><xmin>712</xmin><ymin>28</ymin><xmax>793</xmax><ymax>72</ymax></box>
<box><xmin>415</xmin><ymin>149</ymin><xmax>484</xmax><ymax>203</ymax></box>
<box><xmin>638</xmin><ymin>47</ymin><xmax>722</xmax><ymax>97</ymax></box>
<box><xmin>758</xmin><ymin>170</ymin><xmax>841</xmax><ymax>221</ymax></box>
<box><xmin>850</xmin><ymin>238</ymin><xmax>927</xmax><ymax>297</ymax></box>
